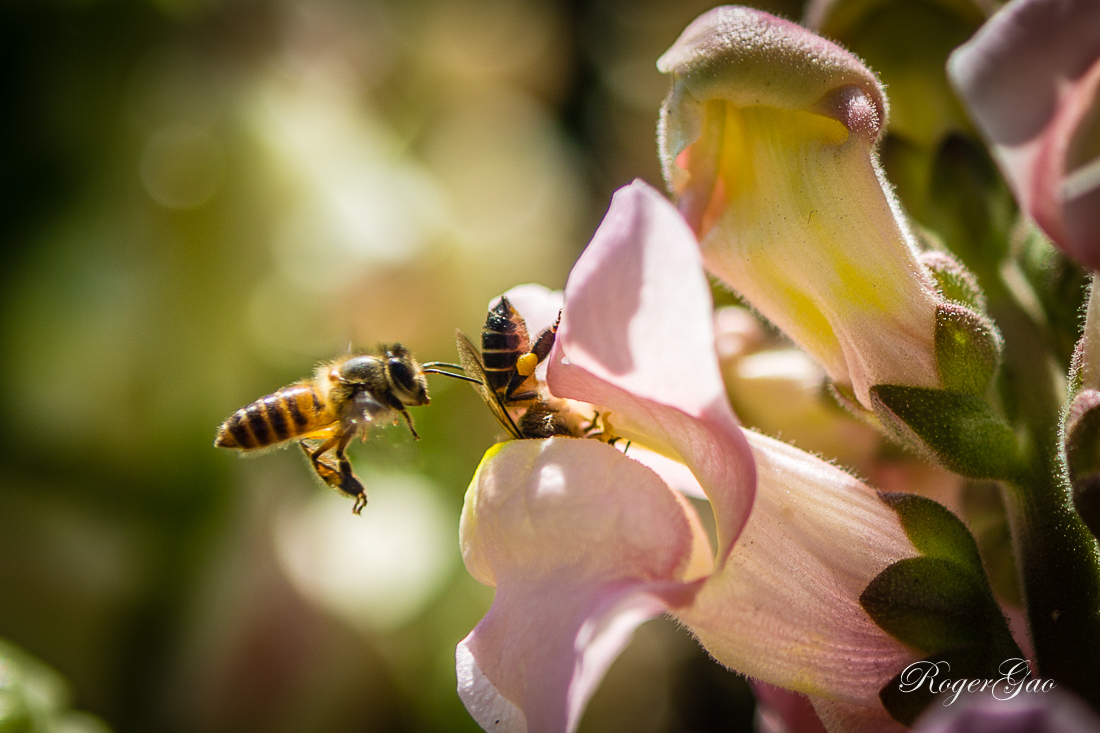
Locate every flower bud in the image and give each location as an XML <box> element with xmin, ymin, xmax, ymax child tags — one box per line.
<box><xmin>658</xmin><ymin>7</ymin><xmax>962</xmax><ymax>410</ymax></box>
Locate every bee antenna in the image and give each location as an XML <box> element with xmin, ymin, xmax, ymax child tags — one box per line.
<box><xmin>422</xmin><ymin>362</ymin><xmax>464</xmax><ymax>370</ymax></box>
<box><xmin>423</xmin><ymin>368</ymin><xmax>482</xmax><ymax>385</ymax></box>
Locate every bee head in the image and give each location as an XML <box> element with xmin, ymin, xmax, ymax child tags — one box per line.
<box><xmin>384</xmin><ymin>344</ymin><xmax>430</xmax><ymax>407</ymax></box>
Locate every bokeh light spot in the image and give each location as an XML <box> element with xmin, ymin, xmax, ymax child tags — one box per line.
<box><xmin>275</xmin><ymin>472</ymin><xmax>456</xmax><ymax>634</ymax></box>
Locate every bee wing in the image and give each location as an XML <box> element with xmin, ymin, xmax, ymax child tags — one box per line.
<box><xmin>352</xmin><ymin>390</ymin><xmax>390</xmax><ymax>424</ymax></box>
<box><xmin>455</xmin><ymin>330</ymin><xmax>523</xmax><ymax>440</ymax></box>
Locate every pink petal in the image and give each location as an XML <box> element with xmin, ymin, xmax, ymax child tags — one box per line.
<box><xmin>620</xmin><ymin>444</ymin><xmax>707</xmax><ymax>500</ymax></box>
<box><xmin>913</xmin><ymin>688</ymin><xmax>1100</xmax><ymax>732</ymax></box>
<box><xmin>457</xmin><ymin>438</ymin><xmax>711</xmax><ymax>733</ymax></box>
<box><xmin>676</xmin><ymin>430</ymin><xmax>920</xmax><ymax>705</ymax></box>
<box><xmin>657</xmin><ymin>7</ymin><xmax>887</xmax><ymax>234</ymax></box>
<box><xmin>948</xmin><ymin>0</ymin><xmax>1100</xmax><ymax>268</ymax></box>
<box><xmin>457</xmin><ymin>577</ymin><xmax>673</xmax><ymax>733</ymax></box>
<box><xmin>548</xmin><ymin>180</ymin><xmax>755</xmax><ymax>562</ymax></box>
<box><xmin>496</xmin><ymin>284</ymin><xmax>563</xmax><ymax>336</ymax></box>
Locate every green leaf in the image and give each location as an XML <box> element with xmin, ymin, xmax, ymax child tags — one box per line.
<box><xmin>862</xmin><ymin>502</ymin><xmax>1024</xmax><ymax>726</ymax></box>
<box><xmin>870</xmin><ymin>385</ymin><xmax>1021</xmax><ymax>480</ymax></box>
<box><xmin>860</xmin><ymin>557</ymin><xmax>990</xmax><ymax>653</ymax></box>
<box><xmin>935</xmin><ymin>304</ymin><xmax>1002</xmax><ymax>396</ymax></box>
<box><xmin>879</xmin><ymin>493</ymin><xmax>983</xmax><ymax>573</ymax></box>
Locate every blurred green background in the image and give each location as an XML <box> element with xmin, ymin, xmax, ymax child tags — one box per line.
<box><xmin>0</xmin><ymin>0</ymin><xmax>806</xmax><ymax>731</ymax></box>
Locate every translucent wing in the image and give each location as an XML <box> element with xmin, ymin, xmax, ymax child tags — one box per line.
<box><xmin>455</xmin><ymin>330</ymin><xmax>523</xmax><ymax>440</ymax></box>
<box><xmin>352</xmin><ymin>390</ymin><xmax>390</xmax><ymax>424</ymax></box>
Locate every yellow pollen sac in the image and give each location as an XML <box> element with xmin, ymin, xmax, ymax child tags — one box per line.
<box><xmin>516</xmin><ymin>352</ymin><xmax>538</xmax><ymax>377</ymax></box>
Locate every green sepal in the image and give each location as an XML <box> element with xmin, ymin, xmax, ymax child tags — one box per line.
<box><xmin>879</xmin><ymin>493</ymin><xmax>983</xmax><ymax>573</ymax></box>
<box><xmin>870</xmin><ymin>385</ymin><xmax>1021</xmax><ymax>480</ymax></box>
<box><xmin>860</xmin><ymin>557</ymin><xmax>991</xmax><ymax>653</ymax></box>
<box><xmin>961</xmin><ymin>482</ymin><xmax>1021</xmax><ymax>606</ymax></box>
<box><xmin>935</xmin><ymin>304</ymin><xmax>1002</xmax><ymax>396</ymax></box>
<box><xmin>864</xmin><ymin>494</ymin><xmax>1024</xmax><ymax>726</ymax></box>
<box><xmin>922</xmin><ymin>251</ymin><xmax>986</xmax><ymax>313</ymax></box>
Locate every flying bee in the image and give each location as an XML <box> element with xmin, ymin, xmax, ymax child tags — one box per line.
<box><xmin>446</xmin><ymin>297</ymin><xmax>600</xmax><ymax>440</ymax></box>
<box><xmin>215</xmin><ymin>344</ymin><xmax>470</xmax><ymax>514</ymax></box>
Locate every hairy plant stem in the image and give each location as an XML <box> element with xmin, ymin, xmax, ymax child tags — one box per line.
<box><xmin>1000</xmin><ymin>475</ymin><xmax>1100</xmax><ymax>705</ymax></box>
<box><xmin>993</xmin><ymin>300</ymin><xmax>1100</xmax><ymax>706</ymax></box>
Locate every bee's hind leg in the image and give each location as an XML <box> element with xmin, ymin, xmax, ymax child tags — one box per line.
<box><xmin>300</xmin><ymin>432</ymin><xmax>368</xmax><ymax>514</ymax></box>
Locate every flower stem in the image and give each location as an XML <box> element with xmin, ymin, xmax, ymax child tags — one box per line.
<box><xmin>994</xmin><ymin>300</ymin><xmax>1100</xmax><ymax>706</ymax></box>
<box><xmin>1001</xmin><ymin>473</ymin><xmax>1100</xmax><ymax>705</ymax></box>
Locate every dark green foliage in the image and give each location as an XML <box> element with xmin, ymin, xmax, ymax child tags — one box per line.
<box><xmin>863</xmin><ymin>495</ymin><xmax>1022</xmax><ymax>725</ymax></box>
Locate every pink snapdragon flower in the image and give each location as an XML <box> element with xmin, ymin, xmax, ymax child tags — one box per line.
<box><xmin>948</xmin><ymin>0</ymin><xmax>1100</xmax><ymax>269</ymax></box>
<box><xmin>456</xmin><ymin>181</ymin><xmax>923</xmax><ymax>733</ymax></box>
<box><xmin>656</xmin><ymin>6</ymin><xmax>961</xmax><ymax>412</ymax></box>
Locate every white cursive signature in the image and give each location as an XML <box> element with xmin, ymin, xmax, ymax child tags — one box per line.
<box><xmin>897</xmin><ymin>658</ymin><xmax>1057</xmax><ymax>706</ymax></box>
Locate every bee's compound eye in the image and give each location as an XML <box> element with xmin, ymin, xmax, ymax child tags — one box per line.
<box><xmin>388</xmin><ymin>358</ymin><xmax>417</xmax><ymax>391</ymax></box>
<box><xmin>338</xmin><ymin>356</ymin><xmax>379</xmax><ymax>382</ymax></box>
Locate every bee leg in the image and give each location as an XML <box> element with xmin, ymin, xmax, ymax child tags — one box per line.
<box><xmin>330</xmin><ymin>431</ymin><xmax>369</xmax><ymax>514</ymax></box>
<box><xmin>300</xmin><ymin>440</ymin><xmax>338</xmax><ymax>485</ymax></box>
<box><xmin>508</xmin><ymin>390</ymin><xmax>540</xmax><ymax>402</ymax></box>
<box><xmin>301</xmin><ymin>435</ymin><xmax>337</xmax><ymax>471</ymax></box>
<box><xmin>399</xmin><ymin>409</ymin><xmax>420</xmax><ymax>440</ymax></box>
<box><xmin>300</xmin><ymin>434</ymin><xmax>368</xmax><ymax>514</ymax></box>
<box><xmin>529</xmin><ymin>311</ymin><xmax>561</xmax><ymax>363</ymax></box>
<box><xmin>511</xmin><ymin>310</ymin><xmax>562</xmax><ymax>383</ymax></box>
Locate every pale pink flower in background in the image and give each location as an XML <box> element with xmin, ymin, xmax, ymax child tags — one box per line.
<box><xmin>949</xmin><ymin>0</ymin><xmax>1100</xmax><ymax>269</ymax></box>
<box><xmin>913</xmin><ymin>687</ymin><xmax>1100</xmax><ymax>733</ymax></box>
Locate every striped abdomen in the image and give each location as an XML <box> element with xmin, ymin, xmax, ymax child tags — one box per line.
<box><xmin>215</xmin><ymin>381</ymin><xmax>335</xmax><ymax>450</ymax></box>
<box><xmin>482</xmin><ymin>297</ymin><xmax>538</xmax><ymax>402</ymax></box>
